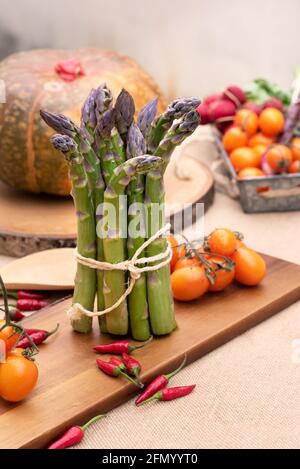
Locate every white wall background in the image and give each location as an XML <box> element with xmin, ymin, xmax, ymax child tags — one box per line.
<box><xmin>0</xmin><ymin>0</ymin><xmax>299</xmax><ymax>99</ymax></box>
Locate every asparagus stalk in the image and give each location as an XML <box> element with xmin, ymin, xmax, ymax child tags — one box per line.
<box><xmin>126</xmin><ymin>124</ymin><xmax>151</xmax><ymax>341</ymax></box>
<box><xmin>40</xmin><ymin>110</ymin><xmax>99</xmax><ymax>206</ymax></box>
<box><xmin>137</xmin><ymin>97</ymin><xmax>158</xmax><ymax>140</ymax></box>
<box><xmin>41</xmin><ymin>109</ymin><xmax>105</xmax><ymax>333</ymax></box>
<box><xmin>145</xmin><ymin>109</ymin><xmax>200</xmax><ymax>335</ymax></box>
<box><xmin>95</xmin><ymin>108</ymin><xmax>118</xmax><ymax>185</ymax></box>
<box><xmin>155</xmin><ymin>109</ymin><xmax>200</xmax><ymax>171</ymax></box>
<box><xmin>147</xmin><ymin>97</ymin><xmax>201</xmax><ymax>152</ymax></box>
<box><xmin>102</xmin><ymin>155</ymin><xmax>162</xmax><ymax>336</ymax></box>
<box><xmin>51</xmin><ymin>134</ymin><xmax>96</xmax><ymax>333</ymax></box>
<box><xmin>81</xmin><ymin>95</ymin><xmax>109</xmax><ymax>334</ymax></box>
<box><xmin>114</xmin><ymin>89</ymin><xmax>135</xmax><ymax>144</ymax></box>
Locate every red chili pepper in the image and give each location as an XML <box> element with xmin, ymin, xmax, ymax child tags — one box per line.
<box><xmin>135</xmin><ymin>355</ymin><xmax>187</xmax><ymax>406</ymax></box>
<box><xmin>139</xmin><ymin>385</ymin><xmax>196</xmax><ymax>405</ymax></box>
<box><xmin>8</xmin><ymin>290</ymin><xmax>45</xmax><ymax>300</ymax></box>
<box><xmin>25</xmin><ymin>327</ymin><xmax>47</xmax><ymax>335</ymax></box>
<box><xmin>122</xmin><ymin>353</ymin><xmax>143</xmax><ymax>387</ymax></box>
<box><xmin>10</xmin><ymin>309</ymin><xmax>25</xmax><ymax>322</ymax></box>
<box><xmin>96</xmin><ymin>358</ymin><xmax>143</xmax><ymax>388</ymax></box>
<box><xmin>109</xmin><ymin>356</ymin><xmax>126</xmax><ymax>371</ymax></box>
<box><xmin>16</xmin><ymin>298</ymin><xmax>48</xmax><ymax>311</ymax></box>
<box><xmin>48</xmin><ymin>415</ymin><xmax>105</xmax><ymax>449</ymax></box>
<box><xmin>18</xmin><ymin>323</ymin><xmax>59</xmax><ymax>348</ymax></box>
<box><xmin>93</xmin><ymin>335</ymin><xmax>152</xmax><ymax>355</ymax></box>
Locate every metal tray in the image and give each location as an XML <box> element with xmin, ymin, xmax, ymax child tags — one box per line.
<box><xmin>216</xmin><ymin>137</ymin><xmax>300</xmax><ymax>213</ymax></box>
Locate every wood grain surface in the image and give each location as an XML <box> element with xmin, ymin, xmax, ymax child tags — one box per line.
<box><xmin>0</xmin><ymin>157</ymin><xmax>214</xmax><ymax>257</ymax></box>
<box><xmin>1</xmin><ymin>253</ymin><xmax>299</xmax><ymax>449</ymax></box>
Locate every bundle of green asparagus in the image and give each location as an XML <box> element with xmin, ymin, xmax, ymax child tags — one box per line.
<box><xmin>40</xmin><ymin>86</ymin><xmax>200</xmax><ymax>339</ymax></box>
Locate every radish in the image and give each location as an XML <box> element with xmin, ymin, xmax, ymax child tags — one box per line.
<box><xmin>196</xmin><ymin>102</ymin><xmax>211</xmax><ymax>124</ymax></box>
<box><xmin>208</xmin><ymin>99</ymin><xmax>236</xmax><ymax>122</ymax></box>
<box><xmin>223</xmin><ymin>85</ymin><xmax>246</xmax><ymax>107</ymax></box>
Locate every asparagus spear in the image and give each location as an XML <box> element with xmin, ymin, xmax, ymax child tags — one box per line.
<box><xmin>114</xmin><ymin>89</ymin><xmax>135</xmax><ymax>144</ymax></box>
<box><xmin>155</xmin><ymin>109</ymin><xmax>200</xmax><ymax>171</ymax></box>
<box><xmin>126</xmin><ymin>124</ymin><xmax>151</xmax><ymax>341</ymax></box>
<box><xmin>95</xmin><ymin>83</ymin><xmax>113</xmax><ymax>118</ymax></box>
<box><xmin>40</xmin><ymin>110</ymin><xmax>99</xmax><ymax>206</ymax></box>
<box><xmin>145</xmin><ymin>109</ymin><xmax>200</xmax><ymax>335</ymax></box>
<box><xmin>51</xmin><ymin>134</ymin><xmax>96</xmax><ymax>333</ymax></box>
<box><xmin>95</xmin><ymin>108</ymin><xmax>118</xmax><ymax>185</ymax></box>
<box><xmin>147</xmin><ymin>97</ymin><xmax>201</xmax><ymax>152</ymax></box>
<box><xmin>80</xmin><ymin>95</ymin><xmax>109</xmax><ymax>334</ymax></box>
<box><xmin>137</xmin><ymin>97</ymin><xmax>158</xmax><ymax>140</ymax></box>
<box><xmin>102</xmin><ymin>155</ymin><xmax>162</xmax><ymax>336</ymax></box>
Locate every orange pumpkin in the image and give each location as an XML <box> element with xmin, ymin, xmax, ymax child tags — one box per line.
<box><xmin>0</xmin><ymin>49</ymin><xmax>165</xmax><ymax>195</ymax></box>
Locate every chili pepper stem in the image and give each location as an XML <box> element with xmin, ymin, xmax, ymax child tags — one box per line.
<box><xmin>130</xmin><ymin>335</ymin><xmax>153</xmax><ymax>351</ymax></box>
<box><xmin>81</xmin><ymin>414</ymin><xmax>106</xmax><ymax>432</ymax></box>
<box><xmin>45</xmin><ymin>323</ymin><xmax>60</xmax><ymax>339</ymax></box>
<box><xmin>137</xmin><ymin>392</ymin><xmax>159</xmax><ymax>406</ymax></box>
<box><xmin>165</xmin><ymin>354</ymin><xmax>187</xmax><ymax>380</ymax></box>
<box><xmin>120</xmin><ymin>370</ymin><xmax>144</xmax><ymax>388</ymax></box>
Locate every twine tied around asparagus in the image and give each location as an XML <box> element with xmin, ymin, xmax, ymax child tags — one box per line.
<box><xmin>67</xmin><ymin>224</ymin><xmax>172</xmax><ymax>321</ymax></box>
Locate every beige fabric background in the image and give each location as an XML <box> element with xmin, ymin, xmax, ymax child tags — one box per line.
<box><xmin>1</xmin><ymin>191</ymin><xmax>300</xmax><ymax>449</ymax></box>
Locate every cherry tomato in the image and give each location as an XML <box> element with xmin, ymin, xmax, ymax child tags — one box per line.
<box><xmin>0</xmin><ymin>353</ymin><xmax>38</xmax><ymax>402</ymax></box>
<box><xmin>171</xmin><ymin>266</ymin><xmax>209</xmax><ymax>301</ymax></box>
<box><xmin>0</xmin><ymin>320</ymin><xmax>20</xmax><ymax>354</ymax></box>
<box><xmin>174</xmin><ymin>256</ymin><xmax>201</xmax><ymax>271</ymax></box>
<box><xmin>168</xmin><ymin>235</ymin><xmax>178</xmax><ymax>271</ymax></box>
<box><xmin>208</xmin><ymin>228</ymin><xmax>237</xmax><ymax>256</ymax></box>
<box><xmin>232</xmin><ymin>247</ymin><xmax>266</xmax><ymax>286</ymax></box>
<box><xmin>208</xmin><ymin>256</ymin><xmax>235</xmax><ymax>292</ymax></box>
<box><xmin>168</xmin><ymin>236</ymin><xmax>187</xmax><ymax>272</ymax></box>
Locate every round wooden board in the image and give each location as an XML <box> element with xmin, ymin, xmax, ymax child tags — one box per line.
<box><xmin>0</xmin><ymin>155</ymin><xmax>214</xmax><ymax>257</ymax></box>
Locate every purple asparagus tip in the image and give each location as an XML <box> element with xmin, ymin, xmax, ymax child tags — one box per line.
<box><xmin>51</xmin><ymin>134</ymin><xmax>77</xmax><ymax>153</ymax></box>
<box><xmin>40</xmin><ymin>109</ymin><xmax>79</xmax><ymax>138</ymax></box>
<box><xmin>126</xmin><ymin>123</ymin><xmax>146</xmax><ymax>158</ymax></box>
<box><xmin>114</xmin><ymin>89</ymin><xmax>135</xmax><ymax>137</ymax></box>
<box><xmin>137</xmin><ymin>97</ymin><xmax>158</xmax><ymax>138</ymax></box>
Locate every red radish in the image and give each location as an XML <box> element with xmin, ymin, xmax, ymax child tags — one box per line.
<box><xmin>223</xmin><ymin>85</ymin><xmax>246</xmax><ymax>107</ymax></box>
<box><xmin>262</xmin><ymin>97</ymin><xmax>284</xmax><ymax>111</ymax></box>
<box><xmin>196</xmin><ymin>102</ymin><xmax>211</xmax><ymax>124</ymax></box>
<box><xmin>208</xmin><ymin>99</ymin><xmax>236</xmax><ymax>122</ymax></box>
<box><xmin>244</xmin><ymin>102</ymin><xmax>262</xmax><ymax>115</ymax></box>
<box><xmin>203</xmin><ymin>93</ymin><xmax>222</xmax><ymax>105</ymax></box>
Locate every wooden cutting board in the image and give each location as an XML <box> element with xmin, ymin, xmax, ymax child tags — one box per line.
<box><xmin>0</xmin><ymin>156</ymin><xmax>214</xmax><ymax>257</ymax></box>
<box><xmin>1</xmin><ymin>253</ymin><xmax>299</xmax><ymax>449</ymax></box>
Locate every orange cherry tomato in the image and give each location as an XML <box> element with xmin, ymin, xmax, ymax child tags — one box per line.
<box><xmin>174</xmin><ymin>256</ymin><xmax>201</xmax><ymax>271</ymax></box>
<box><xmin>234</xmin><ymin>109</ymin><xmax>258</xmax><ymax>137</ymax></box>
<box><xmin>248</xmin><ymin>132</ymin><xmax>274</xmax><ymax>147</ymax></box>
<box><xmin>0</xmin><ymin>320</ymin><xmax>20</xmax><ymax>354</ymax></box>
<box><xmin>252</xmin><ymin>144</ymin><xmax>268</xmax><ymax>160</ymax></box>
<box><xmin>235</xmin><ymin>238</ymin><xmax>246</xmax><ymax>249</ymax></box>
<box><xmin>288</xmin><ymin>160</ymin><xmax>300</xmax><ymax>173</ymax></box>
<box><xmin>171</xmin><ymin>266</ymin><xmax>209</xmax><ymax>301</ymax></box>
<box><xmin>208</xmin><ymin>228</ymin><xmax>237</xmax><ymax>256</ymax></box>
<box><xmin>265</xmin><ymin>144</ymin><xmax>292</xmax><ymax>173</ymax></box>
<box><xmin>207</xmin><ymin>256</ymin><xmax>235</xmax><ymax>292</ymax></box>
<box><xmin>0</xmin><ymin>353</ymin><xmax>38</xmax><ymax>402</ymax></box>
<box><xmin>230</xmin><ymin>147</ymin><xmax>260</xmax><ymax>171</ymax></box>
<box><xmin>258</xmin><ymin>107</ymin><xmax>285</xmax><ymax>136</ymax></box>
<box><xmin>232</xmin><ymin>247</ymin><xmax>266</xmax><ymax>286</ymax></box>
<box><xmin>290</xmin><ymin>137</ymin><xmax>300</xmax><ymax>161</ymax></box>
<box><xmin>168</xmin><ymin>235</ymin><xmax>179</xmax><ymax>271</ymax></box>
<box><xmin>238</xmin><ymin>167</ymin><xmax>265</xmax><ymax>178</ymax></box>
<box><xmin>222</xmin><ymin>127</ymin><xmax>248</xmax><ymax>153</ymax></box>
